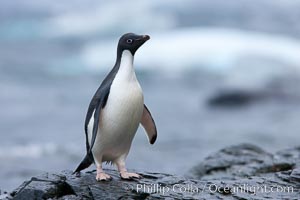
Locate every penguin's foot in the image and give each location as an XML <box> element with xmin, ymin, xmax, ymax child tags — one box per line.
<box><xmin>96</xmin><ymin>172</ymin><xmax>112</xmax><ymax>181</ymax></box>
<box><xmin>120</xmin><ymin>172</ymin><xmax>142</xmax><ymax>180</ymax></box>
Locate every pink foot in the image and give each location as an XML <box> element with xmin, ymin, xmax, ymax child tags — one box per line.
<box><xmin>120</xmin><ymin>172</ymin><xmax>142</xmax><ymax>180</ymax></box>
<box><xmin>96</xmin><ymin>172</ymin><xmax>112</xmax><ymax>181</ymax></box>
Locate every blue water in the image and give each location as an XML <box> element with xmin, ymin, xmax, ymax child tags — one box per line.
<box><xmin>1</xmin><ymin>0</ymin><xmax>300</xmax><ymax>192</ymax></box>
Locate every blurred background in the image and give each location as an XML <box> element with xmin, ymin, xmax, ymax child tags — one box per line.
<box><xmin>1</xmin><ymin>0</ymin><xmax>300</xmax><ymax>192</ymax></box>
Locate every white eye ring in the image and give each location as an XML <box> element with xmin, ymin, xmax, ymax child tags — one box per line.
<box><xmin>126</xmin><ymin>39</ymin><xmax>133</xmax><ymax>44</ymax></box>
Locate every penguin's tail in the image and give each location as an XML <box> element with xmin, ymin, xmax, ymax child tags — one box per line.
<box><xmin>73</xmin><ymin>153</ymin><xmax>94</xmax><ymax>174</ymax></box>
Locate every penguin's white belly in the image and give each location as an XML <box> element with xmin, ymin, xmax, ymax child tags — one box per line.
<box><xmin>88</xmin><ymin>79</ymin><xmax>144</xmax><ymax>162</ymax></box>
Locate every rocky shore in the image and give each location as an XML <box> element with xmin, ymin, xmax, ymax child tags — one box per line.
<box><xmin>4</xmin><ymin>144</ymin><xmax>300</xmax><ymax>199</ymax></box>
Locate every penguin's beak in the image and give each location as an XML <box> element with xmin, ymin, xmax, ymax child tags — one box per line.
<box><xmin>136</xmin><ymin>35</ymin><xmax>150</xmax><ymax>42</ymax></box>
<box><xmin>142</xmin><ymin>35</ymin><xmax>150</xmax><ymax>41</ymax></box>
<box><xmin>132</xmin><ymin>34</ymin><xmax>150</xmax><ymax>53</ymax></box>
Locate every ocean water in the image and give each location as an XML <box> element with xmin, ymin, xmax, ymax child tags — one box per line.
<box><xmin>1</xmin><ymin>0</ymin><xmax>300</xmax><ymax>192</ymax></box>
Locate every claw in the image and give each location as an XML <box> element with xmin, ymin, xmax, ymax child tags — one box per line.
<box><xmin>120</xmin><ymin>172</ymin><xmax>142</xmax><ymax>180</ymax></box>
<box><xmin>96</xmin><ymin>172</ymin><xmax>112</xmax><ymax>181</ymax></box>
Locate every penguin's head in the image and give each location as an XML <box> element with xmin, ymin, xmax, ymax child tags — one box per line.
<box><xmin>118</xmin><ymin>33</ymin><xmax>150</xmax><ymax>55</ymax></box>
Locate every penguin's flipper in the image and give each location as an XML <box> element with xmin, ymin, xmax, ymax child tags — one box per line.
<box><xmin>74</xmin><ymin>91</ymin><xmax>108</xmax><ymax>174</ymax></box>
<box><xmin>85</xmin><ymin>85</ymin><xmax>110</xmax><ymax>152</ymax></box>
<box><xmin>140</xmin><ymin>104</ymin><xmax>157</xmax><ymax>144</ymax></box>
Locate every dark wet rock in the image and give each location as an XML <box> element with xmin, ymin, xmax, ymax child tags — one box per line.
<box><xmin>207</xmin><ymin>76</ymin><xmax>300</xmax><ymax>107</ymax></box>
<box><xmin>189</xmin><ymin>143</ymin><xmax>299</xmax><ymax>179</ymax></box>
<box><xmin>8</xmin><ymin>144</ymin><xmax>300</xmax><ymax>199</ymax></box>
<box><xmin>207</xmin><ymin>90</ymin><xmax>265</xmax><ymax>107</ymax></box>
<box><xmin>189</xmin><ymin>143</ymin><xmax>300</xmax><ymax>198</ymax></box>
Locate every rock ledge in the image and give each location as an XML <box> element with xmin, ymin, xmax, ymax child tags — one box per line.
<box><xmin>6</xmin><ymin>144</ymin><xmax>300</xmax><ymax>199</ymax></box>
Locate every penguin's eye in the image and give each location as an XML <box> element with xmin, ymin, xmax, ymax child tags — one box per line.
<box><xmin>126</xmin><ymin>39</ymin><xmax>133</xmax><ymax>44</ymax></box>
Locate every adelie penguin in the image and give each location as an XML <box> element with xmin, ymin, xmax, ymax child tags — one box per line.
<box><xmin>74</xmin><ymin>33</ymin><xmax>157</xmax><ymax>181</ymax></box>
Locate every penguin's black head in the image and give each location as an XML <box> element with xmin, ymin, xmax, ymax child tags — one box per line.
<box><xmin>117</xmin><ymin>33</ymin><xmax>150</xmax><ymax>55</ymax></box>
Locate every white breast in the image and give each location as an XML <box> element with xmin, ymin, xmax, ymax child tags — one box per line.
<box><xmin>102</xmin><ymin>50</ymin><xmax>144</xmax><ymax>135</ymax></box>
<box><xmin>89</xmin><ymin>50</ymin><xmax>144</xmax><ymax>162</ymax></box>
